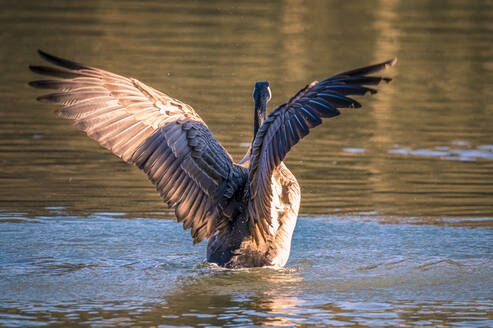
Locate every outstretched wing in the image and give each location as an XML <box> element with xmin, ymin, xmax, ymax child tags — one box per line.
<box><xmin>29</xmin><ymin>50</ymin><xmax>247</xmax><ymax>243</ymax></box>
<box><xmin>248</xmin><ymin>58</ymin><xmax>397</xmax><ymax>243</ymax></box>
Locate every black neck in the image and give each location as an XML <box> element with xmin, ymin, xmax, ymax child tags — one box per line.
<box><xmin>254</xmin><ymin>97</ymin><xmax>266</xmax><ymax>138</ymax></box>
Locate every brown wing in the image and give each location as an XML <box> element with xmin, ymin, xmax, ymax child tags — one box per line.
<box><xmin>248</xmin><ymin>58</ymin><xmax>397</xmax><ymax>244</ymax></box>
<box><xmin>29</xmin><ymin>50</ymin><xmax>247</xmax><ymax>243</ymax></box>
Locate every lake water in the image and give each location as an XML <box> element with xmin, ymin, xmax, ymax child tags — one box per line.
<box><xmin>1</xmin><ymin>0</ymin><xmax>492</xmax><ymax>327</ymax></box>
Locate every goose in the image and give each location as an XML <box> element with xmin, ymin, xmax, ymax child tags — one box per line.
<box><xmin>29</xmin><ymin>50</ymin><xmax>396</xmax><ymax>268</ymax></box>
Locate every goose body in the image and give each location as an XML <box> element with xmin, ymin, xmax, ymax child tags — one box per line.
<box><xmin>30</xmin><ymin>50</ymin><xmax>396</xmax><ymax>268</ymax></box>
<box><xmin>206</xmin><ymin>162</ymin><xmax>300</xmax><ymax>268</ymax></box>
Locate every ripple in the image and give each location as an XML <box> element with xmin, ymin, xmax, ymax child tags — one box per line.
<box><xmin>414</xmin><ymin>258</ymin><xmax>465</xmax><ymax>271</ymax></box>
<box><xmin>389</xmin><ymin>143</ymin><xmax>493</xmax><ymax>161</ymax></box>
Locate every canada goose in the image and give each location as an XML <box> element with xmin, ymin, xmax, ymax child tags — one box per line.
<box><xmin>30</xmin><ymin>50</ymin><xmax>396</xmax><ymax>268</ymax></box>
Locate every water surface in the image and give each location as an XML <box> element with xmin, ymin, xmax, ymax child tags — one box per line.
<box><xmin>1</xmin><ymin>216</ymin><xmax>492</xmax><ymax>327</ymax></box>
<box><xmin>0</xmin><ymin>0</ymin><xmax>492</xmax><ymax>326</ymax></box>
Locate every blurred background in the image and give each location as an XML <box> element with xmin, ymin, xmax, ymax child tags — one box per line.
<box><xmin>0</xmin><ymin>0</ymin><xmax>492</xmax><ymax>327</ymax></box>
<box><xmin>1</xmin><ymin>0</ymin><xmax>492</xmax><ymax>223</ymax></box>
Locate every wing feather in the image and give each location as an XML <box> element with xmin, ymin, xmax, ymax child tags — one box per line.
<box><xmin>30</xmin><ymin>50</ymin><xmax>247</xmax><ymax>243</ymax></box>
<box><xmin>248</xmin><ymin>58</ymin><xmax>396</xmax><ymax>243</ymax></box>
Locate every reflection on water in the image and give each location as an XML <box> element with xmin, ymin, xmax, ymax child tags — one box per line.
<box><xmin>158</xmin><ymin>269</ymin><xmax>305</xmax><ymax>327</ymax></box>
<box><xmin>1</xmin><ymin>0</ymin><xmax>493</xmax><ymax>326</ymax></box>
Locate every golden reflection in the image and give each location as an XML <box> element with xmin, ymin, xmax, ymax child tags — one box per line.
<box><xmin>368</xmin><ymin>0</ymin><xmax>402</xmax><ymax>215</ymax></box>
<box><xmin>280</xmin><ymin>0</ymin><xmax>309</xmax><ymax>83</ymax></box>
<box><xmin>147</xmin><ymin>268</ymin><xmax>306</xmax><ymax>327</ymax></box>
<box><xmin>3</xmin><ymin>0</ymin><xmax>493</xmax><ymax>221</ymax></box>
<box><xmin>252</xmin><ymin>270</ymin><xmax>305</xmax><ymax>326</ymax></box>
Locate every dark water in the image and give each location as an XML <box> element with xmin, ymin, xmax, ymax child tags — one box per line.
<box><xmin>1</xmin><ymin>0</ymin><xmax>492</xmax><ymax>326</ymax></box>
